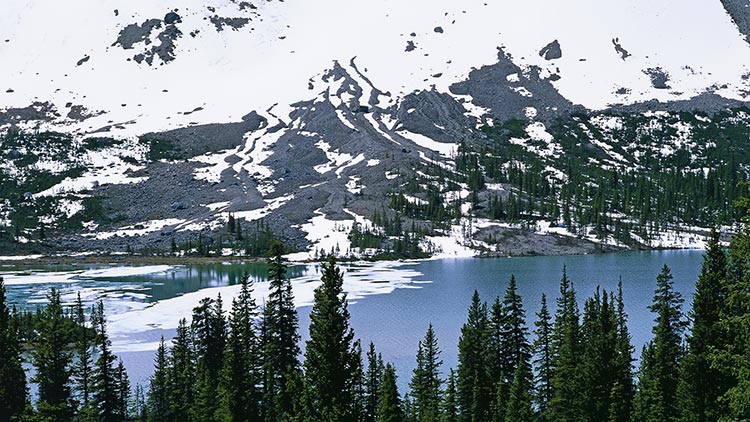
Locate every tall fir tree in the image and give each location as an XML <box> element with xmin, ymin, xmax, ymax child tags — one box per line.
<box><xmin>377</xmin><ymin>364</ymin><xmax>405</xmax><ymax>422</ymax></box>
<box><xmin>610</xmin><ymin>280</ymin><xmax>635</xmax><ymax>422</ymax></box>
<box><xmin>263</xmin><ymin>241</ymin><xmax>302</xmax><ymax>421</ymax></box>
<box><xmin>0</xmin><ymin>277</ymin><xmax>27</xmax><ymax>422</ymax></box>
<box><xmin>32</xmin><ymin>288</ymin><xmax>75</xmax><ymax>422</ymax></box>
<box><xmin>532</xmin><ymin>294</ymin><xmax>553</xmax><ymax>421</ymax></box>
<box><xmin>168</xmin><ymin>318</ymin><xmax>195</xmax><ymax>422</ymax></box>
<box><xmin>147</xmin><ymin>337</ymin><xmax>170</xmax><ymax>422</ymax></box>
<box><xmin>364</xmin><ymin>342</ymin><xmax>385</xmax><ymax>422</ymax></box>
<box><xmin>633</xmin><ymin>265</ymin><xmax>686</xmax><ymax>422</ymax></box>
<box><xmin>409</xmin><ymin>324</ymin><xmax>443</xmax><ymax>422</ymax></box>
<box><xmin>440</xmin><ymin>370</ymin><xmax>459</xmax><ymax>422</ymax></box>
<box><xmin>678</xmin><ymin>229</ymin><xmax>729</xmax><ymax>422</ymax></box>
<box><xmin>218</xmin><ymin>275</ymin><xmax>261</xmax><ymax>422</ymax></box>
<box><xmin>73</xmin><ymin>292</ymin><xmax>94</xmax><ymax>419</ymax></box>
<box><xmin>91</xmin><ymin>301</ymin><xmax>121</xmax><ymax>422</ymax></box>
<box><xmin>504</xmin><ymin>357</ymin><xmax>534</xmax><ymax>422</ymax></box>
<box><xmin>115</xmin><ymin>360</ymin><xmax>130</xmax><ymax>421</ymax></box>
<box><xmin>191</xmin><ymin>296</ymin><xmax>227</xmax><ymax>422</ymax></box>
<box><xmin>303</xmin><ymin>257</ymin><xmax>362</xmax><ymax>421</ymax></box>
<box><xmin>499</xmin><ymin>275</ymin><xmax>532</xmax><ymax>385</ymax></box>
<box><xmin>456</xmin><ymin>290</ymin><xmax>491</xmax><ymax>422</ymax></box>
<box><xmin>548</xmin><ymin>266</ymin><xmax>583</xmax><ymax>422</ymax></box>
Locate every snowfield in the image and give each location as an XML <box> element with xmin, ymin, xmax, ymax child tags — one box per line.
<box><xmin>2</xmin><ymin>0</ymin><xmax>750</xmax><ymax>138</ymax></box>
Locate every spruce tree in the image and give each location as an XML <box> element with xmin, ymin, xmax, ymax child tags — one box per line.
<box><xmin>610</xmin><ymin>280</ymin><xmax>635</xmax><ymax>422</ymax></box>
<box><xmin>364</xmin><ymin>342</ymin><xmax>385</xmax><ymax>422</ymax></box>
<box><xmin>263</xmin><ymin>241</ymin><xmax>301</xmax><ymax>421</ymax></box>
<box><xmin>32</xmin><ymin>288</ymin><xmax>75</xmax><ymax>422</ymax></box>
<box><xmin>532</xmin><ymin>294</ymin><xmax>553</xmax><ymax>420</ymax></box>
<box><xmin>499</xmin><ymin>275</ymin><xmax>531</xmax><ymax>385</ymax></box>
<box><xmin>456</xmin><ymin>290</ymin><xmax>491</xmax><ymax>421</ymax></box>
<box><xmin>504</xmin><ymin>358</ymin><xmax>534</xmax><ymax>422</ymax></box>
<box><xmin>409</xmin><ymin>324</ymin><xmax>443</xmax><ymax>422</ymax></box>
<box><xmin>192</xmin><ymin>296</ymin><xmax>227</xmax><ymax>422</ymax></box>
<box><xmin>377</xmin><ymin>364</ymin><xmax>405</xmax><ymax>422</ymax></box>
<box><xmin>91</xmin><ymin>301</ymin><xmax>120</xmax><ymax>422</ymax></box>
<box><xmin>115</xmin><ymin>360</ymin><xmax>130</xmax><ymax>421</ymax></box>
<box><xmin>218</xmin><ymin>275</ymin><xmax>261</xmax><ymax>422</ymax></box>
<box><xmin>73</xmin><ymin>292</ymin><xmax>94</xmax><ymax>418</ymax></box>
<box><xmin>168</xmin><ymin>318</ymin><xmax>195</xmax><ymax>422</ymax></box>
<box><xmin>633</xmin><ymin>265</ymin><xmax>685</xmax><ymax>422</ymax></box>
<box><xmin>303</xmin><ymin>257</ymin><xmax>362</xmax><ymax>421</ymax></box>
<box><xmin>0</xmin><ymin>277</ymin><xmax>27</xmax><ymax>422</ymax></box>
<box><xmin>548</xmin><ymin>266</ymin><xmax>583</xmax><ymax>422</ymax></box>
<box><xmin>440</xmin><ymin>370</ymin><xmax>458</xmax><ymax>422</ymax></box>
<box><xmin>677</xmin><ymin>229</ymin><xmax>728</xmax><ymax>422</ymax></box>
<box><xmin>147</xmin><ymin>337</ymin><xmax>170</xmax><ymax>422</ymax></box>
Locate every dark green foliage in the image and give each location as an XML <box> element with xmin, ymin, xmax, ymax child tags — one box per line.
<box><xmin>633</xmin><ymin>265</ymin><xmax>686</xmax><ymax>422</ymax></box>
<box><xmin>0</xmin><ymin>277</ymin><xmax>27</xmax><ymax>422</ymax></box>
<box><xmin>32</xmin><ymin>288</ymin><xmax>75</xmax><ymax>422</ymax></box>
<box><xmin>263</xmin><ymin>241</ymin><xmax>301</xmax><ymax>421</ymax></box>
<box><xmin>440</xmin><ymin>370</ymin><xmax>458</xmax><ymax>422</ymax></box>
<box><xmin>218</xmin><ymin>275</ymin><xmax>261</xmax><ymax>422</ymax></box>
<box><xmin>364</xmin><ymin>342</ymin><xmax>385</xmax><ymax>422</ymax></box>
<box><xmin>504</xmin><ymin>357</ymin><xmax>534</xmax><ymax>422</ymax></box>
<box><xmin>456</xmin><ymin>290</ymin><xmax>492</xmax><ymax>421</ymax></box>
<box><xmin>409</xmin><ymin>324</ymin><xmax>443</xmax><ymax>422</ymax></box>
<box><xmin>548</xmin><ymin>267</ymin><xmax>583</xmax><ymax>422</ymax></box>
<box><xmin>191</xmin><ymin>295</ymin><xmax>227</xmax><ymax>422</ymax></box>
<box><xmin>73</xmin><ymin>292</ymin><xmax>93</xmax><ymax>415</ymax></box>
<box><xmin>91</xmin><ymin>301</ymin><xmax>122</xmax><ymax>422</ymax></box>
<box><xmin>532</xmin><ymin>294</ymin><xmax>553</xmax><ymax>420</ymax></box>
<box><xmin>168</xmin><ymin>319</ymin><xmax>195</xmax><ymax>422</ymax></box>
<box><xmin>147</xmin><ymin>338</ymin><xmax>170</xmax><ymax>422</ymax></box>
<box><xmin>303</xmin><ymin>257</ymin><xmax>362</xmax><ymax>421</ymax></box>
<box><xmin>377</xmin><ymin>364</ymin><xmax>405</xmax><ymax>422</ymax></box>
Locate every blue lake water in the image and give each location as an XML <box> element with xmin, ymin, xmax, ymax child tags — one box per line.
<box><xmin>3</xmin><ymin>250</ymin><xmax>704</xmax><ymax>393</ymax></box>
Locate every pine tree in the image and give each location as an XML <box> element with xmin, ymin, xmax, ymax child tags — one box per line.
<box><xmin>303</xmin><ymin>257</ymin><xmax>362</xmax><ymax>421</ymax></box>
<box><xmin>548</xmin><ymin>266</ymin><xmax>583</xmax><ymax>422</ymax></box>
<box><xmin>192</xmin><ymin>296</ymin><xmax>227</xmax><ymax>422</ymax></box>
<box><xmin>532</xmin><ymin>294</ymin><xmax>553</xmax><ymax>421</ymax></box>
<box><xmin>677</xmin><ymin>229</ymin><xmax>728</xmax><ymax>422</ymax></box>
<box><xmin>115</xmin><ymin>360</ymin><xmax>130</xmax><ymax>421</ymax></box>
<box><xmin>73</xmin><ymin>292</ymin><xmax>94</xmax><ymax>418</ymax></box>
<box><xmin>0</xmin><ymin>277</ymin><xmax>27</xmax><ymax>422</ymax></box>
<box><xmin>456</xmin><ymin>290</ymin><xmax>491</xmax><ymax>421</ymax></box>
<box><xmin>409</xmin><ymin>324</ymin><xmax>443</xmax><ymax>422</ymax></box>
<box><xmin>440</xmin><ymin>370</ymin><xmax>458</xmax><ymax>422</ymax></box>
<box><xmin>499</xmin><ymin>275</ymin><xmax>531</xmax><ymax>385</ymax></box>
<box><xmin>504</xmin><ymin>358</ymin><xmax>534</xmax><ymax>422</ymax></box>
<box><xmin>168</xmin><ymin>318</ymin><xmax>195</xmax><ymax>422</ymax></box>
<box><xmin>262</xmin><ymin>241</ymin><xmax>301</xmax><ymax>421</ymax></box>
<box><xmin>147</xmin><ymin>337</ymin><xmax>170</xmax><ymax>422</ymax></box>
<box><xmin>91</xmin><ymin>301</ymin><xmax>120</xmax><ymax>422</ymax></box>
<box><xmin>218</xmin><ymin>275</ymin><xmax>261</xmax><ymax>422</ymax></box>
<box><xmin>364</xmin><ymin>342</ymin><xmax>385</xmax><ymax>422</ymax></box>
<box><xmin>32</xmin><ymin>288</ymin><xmax>75</xmax><ymax>422</ymax></box>
<box><xmin>610</xmin><ymin>280</ymin><xmax>635</xmax><ymax>422</ymax></box>
<box><xmin>633</xmin><ymin>265</ymin><xmax>685</xmax><ymax>422</ymax></box>
<box><xmin>377</xmin><ymin>364</ymin><xmax>405</xmax><ymax>422</ymax></box>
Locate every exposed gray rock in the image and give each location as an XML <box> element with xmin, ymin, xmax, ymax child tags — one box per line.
<box><xmin>539</xmin><ymin>40</ymin><xmax>562</xmax><ymax>60</ymax></box>
<box><xmin>76</xmin><ymin>55</ymin><xmax>90</xmax><ymax>66</ymax></box>
<box><xmin>405</xmin><ymin>40</ymin><xmax>416</xmax><ymax>52</ymax></box>
<box><xmin>210</xmin><ymin>16</ymin><xmax>251</xmax><ymax>31</ymax></box>
<box><xmin>612</xmin><ymin>37</ymin><xmax>631</xmax><ymax>59</ymax></box>
<box><xmin>113</xmin><ymin>19</ymin><xmax>162</xmax><ymax>50</ymax></box>
<box><xmin>721</xmin><ymin>0</ymin><xmax>750</xmax><ymax>44</ymax></box>
<box><xmin>392</xmin><ymin>88</ymin><xmax>474</xmax><ymax>143</ymax></box>
<box><xmin>643</xmin><ymin>67</ymin><xmax>671</xmax><ymax>89</ymax></box>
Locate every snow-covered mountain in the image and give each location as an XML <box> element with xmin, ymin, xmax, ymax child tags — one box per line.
<box><xmin>2</xmin><ymin>0</ymin><xmax>750</xmax><ymax>257</ymax></box>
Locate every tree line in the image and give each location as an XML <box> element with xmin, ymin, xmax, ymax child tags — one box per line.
<box><xmin>2</xmin><ymin>220</ymin><xmax>750</xmax><ymax>421</ymax></box>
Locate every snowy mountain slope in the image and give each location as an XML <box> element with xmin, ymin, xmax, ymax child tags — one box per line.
<box><xmin>3</xmin><ymin>0</ymin><xmax>750</xmax><ymax>257</ymax></box>
<box><xmin>3</xmin><ymin>0</ymin><xmax>750</xmax><ymax>139</ymax></box>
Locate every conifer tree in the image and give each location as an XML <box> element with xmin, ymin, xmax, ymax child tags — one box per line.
<box><xmin>499</xmin><ymin>275</ymin><xmax>531</xmax><ymax>385</ymax></box>
<box><xmin>548</xmin><ymin>266</ymin><xmax>583</xmax><ymax>422</ymax></box>
<box><xmin>504</xmin><ymin>357</ymin><xmax>534</xmax><ymax>422</ymax></box>
<box><xmin>218</xmin><ymin>275</ymin><xmax>261</xmax><ymax>422</ymax></box>
<box><xmin>532</xmin><ymin>294</ymin><xmax>553</xmax><ymax>420</ymax></box>
<box><xmin>456</xmin><ymin>290</ymin><xmax>491</xmax><ymax>421</ymax></box>
<box><xmin>677</xmin><ymin>229</ymin><xmax>728</xmax><ymax>422</ymax></box>
<box><xmin>0</xmin><ymin>277</ymin><xmax>27</xmax><ymax>422</ymax></box>
<box><xmin>73</xmin><ymin>292</ymin><xmax>93</xmax><ymax>417</ymax></box>
<box><xmin>147</xmin><ymin>337</ymin><xmax>170</xmax><ymax>422</ymax></box>
<box><xmin>192</xmin><ymin>296</ymin><xmax>227</xmax><ymax>422</ymax></box>
<box><xmin>377</xmin><ymin>364</ymin><xmax>405</xmax><ymax>422</ymax></box>
<box><xmin>115</xmin><ymin>360</ymin><xmax>130</xmax><ymax>421</ymax></box>
<box><xmin>263</xmin><ymin>241</ymin><xmax>301</xmax><ymax>421</ymax></box>
<box><xmin>610</xmin><ymin>280</ymin><xmax>635</xmax><ymax>422</ymax></box>
<box><xmin>91</xmin><ymin>301</ymin><xmax>120</xmax><ymax>422</ymax></box>
<box><xmin>440</xmin><ymin>370</ymin><xmax>458</xmax><ymax>422</ymax></box>
<box><xmin>364</xmin><ymin>342</ymin><xmax>385</xmax><ymax>422</ymax></box>
<box><xmin>33</xmin><ymin>288</ymin><xmax>75</xmax><ymax>422</ymax></box>
<box><xmin>409</xmin><ymin>324</ymin><xmax>443</xmax><ymax>422</ymax></box>
<box><xmin>303</xmin><ymin>257</ymin><xmax>362</xmax><ymax>421</ymax></box>
<box><xmin>633</xmin><ymin>265</ymin><xmax>685</xmax><ymax>422</ymax></box>
<box><xmin>168</xmin><ymin>318</ymin><xmax>195</xmax><ymax>422</ymax></box>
